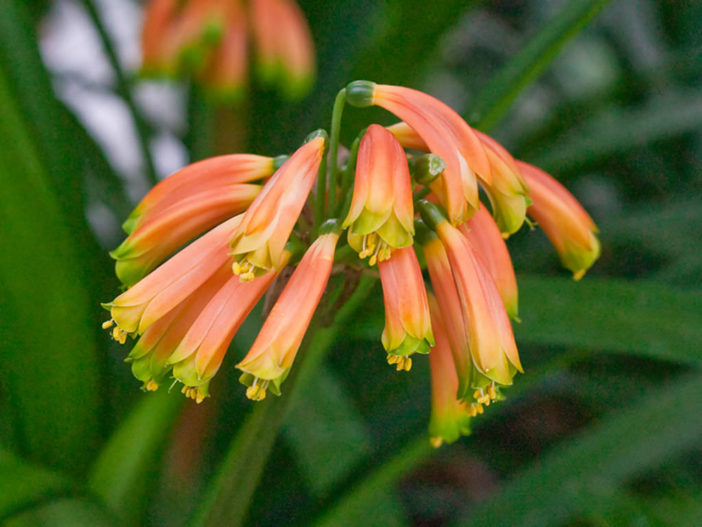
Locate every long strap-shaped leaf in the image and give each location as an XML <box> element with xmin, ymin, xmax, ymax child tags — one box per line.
<box><xmin>190</xmin><ymin>277</ymin><xmax>376</xmax><ymax>527</ymax></box>
<box><xmin>468</xmin><ymin>0</ymin><xmax>613</xmax><ymax>131</ymax></box>
<box><xmin>88</xmin><ymin>391</ymin><xmax>183</xmax><ymax>526</ymax></box>
<box><xmin>451</xmin><ymin>372</ymin><xmax>702</xmax><ymax>527</ymax></box>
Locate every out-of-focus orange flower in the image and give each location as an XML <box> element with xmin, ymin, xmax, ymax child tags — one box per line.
<box><xmin>518</xmin><ymin>161</ymin><xmax>600</xmax><ymax>280</ymax></box>
<box><xmin>343</xmin><ymin>124</ymin><xmax>415</xmax><ymax>265</ymax></box>
<box><xmin>237</xmin><ymin>232</ymin><xmax>338</xmax><ymax>400</ymax></box>
<box><xmin>378</xmin><ymin>246</ymin><xmax>434</xmax><ymax>371</ymax></box>
<box><xmin>229</xmin><ymin>133</ymin><xmax>326</xmax><ymax>281</ymax></box>
<box><xmin>140</xmin><ymin>0</ymin><xmax>315</xmax><ymax>100</ymax></box>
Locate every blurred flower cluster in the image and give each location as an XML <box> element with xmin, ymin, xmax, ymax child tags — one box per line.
<box><xmin>104</xmin><ymin>81</ymin><xmax>600</xmax><ymax>446</ymax></box>
<box><xmin>141</xmin><ymin>0</ymin><xmax>315</xmax><ymax>101</ymax></box>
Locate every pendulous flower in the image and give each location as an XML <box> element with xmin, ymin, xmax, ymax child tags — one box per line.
<box><xmin>347</xmin><ymin>82</ymin><xmax>491</xmax><ymax>225</ymax></box>
<box><xmin>343</xmin><ymin>124</ymin><xmax>415</xmax><ymax>265</ymax></box>
<box><xmin>378</xmin><ymin>246</ymin><xmax>434</xmax><ymax>371</ymax></box>
<box><xmin>229</xmin><ymin>133</ymin><xmax>326</xmax><ymax>281</ymax></box>
<box><xmin>427</xmin><ymin>295</ymin><xmax>474</xmax><ymax>447</ymax></box>
<box><xmin>518</xmin><ymin>161</ymin><xmax>600</xmax><ymax>280</ymax></box>
<box><xmin>420</xmin><ymin>200</ymin><xmax>523</xmax><ymax>396</ymax></box>
<box><xmin>236</xmin><ymin>230</ymin><xmax>339</xmax><ymax>400</ymax></box>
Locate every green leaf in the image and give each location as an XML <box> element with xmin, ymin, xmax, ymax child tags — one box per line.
<box><xmin>0</xmin><ymin>62</ymin><xmax>102</xmax><ymax>473</ymax></box>
<box><xmin>3</xmin><ymin>498</ymin><xmax>117</xmax><ymax>527</ymax></box>
<box><xmin>529</xmin><ymin>93</ymin><xmax>702</xmax><ymax>172</ymax></box>
<box><xmin>0</xmin><ymin>447</ymin><xmax>74</xmax><ymax>521</ymax></box>
<box><xmin>515</xmin><ymin>275</ymin><xmax>702</xmax><ymax>364</ymax></box>
<box><xmin>467</xmin><ymin>0</ymin><xmax>613</xmax><ymax>131</ymax></box>
<box><xmin>283</xmin><ymin>368</ymin><xmax>409</xmax><ymax>526</ymax></box>
<box><xmin>88</xmin><ymin>391</ymin><xmax>183</xmax><ymax>526</ymax></box>
<box><xmin>451</xmin><ymin>372</ymin><xmax>702</xmax><ymax>527</ymax></box>
<box><xmin>190</xmin><ymin>278</ymin><xmax>376</xmax><ymax>527</ymax></box>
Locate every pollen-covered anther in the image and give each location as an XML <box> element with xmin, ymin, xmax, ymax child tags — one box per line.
<box><xmin>104</xmin><ymin>319</ymin><xmax>128</xmax><ymax>344</ymax></box>
<box><xmin>430</xmin><ymin>437</ymin><xmax>444</xmax><ymax>448</ymax></box>
<box><xmin>144</xmin><ymin>379</ymin><xmax>159</xmax><ymax>392</ymax></box>
<box><xmin>246</xmin><ymin>379</ymin><xmax>269</xmax><ymax>401</ymax></box>
<box><xmin>181</xmin><ymin>385</ymin><xmax>207</xmax><ymax>404</ymax></box>
<box><xmin>232</xmin><ymin>259</ymin><xmax>256</xmax><ymax>282</ymax></box>
<box><xmin>468</xmin><ymin>403</ymin><xmax>484</xmax><ymax>417</ymax></box>
<box><xmin>358</xmin><ymin>234</ymin><xmax>392</xmax><ymax>266</ymax></box>
<box><xmin>387</xmin><ymin>354</ymin><xmax>412</xmax><ymax>372</ymax></box>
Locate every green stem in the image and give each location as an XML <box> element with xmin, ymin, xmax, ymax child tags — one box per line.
<box><xmin>327</xmin><ymin>89</ymin><xmax>347</xmax><ymax>217</ymax></box>
<box><xmin>190</xmin><ymin>276</ymin><xmax>376</xmax><ymax>527</ymax></box>
<box><xmin>313</xmin><ymin>149</ymin><xmax>328</xmax><ymax>233</ymax></box>
<box><xmin>80</xmin><ymin>0</ymin><xmax>159</xmax><ymax>188</ymax></box>
<box><xmin>337</xmin><ymin>133</ymin><xmax>361</xmax><ymax>219</ymax></box>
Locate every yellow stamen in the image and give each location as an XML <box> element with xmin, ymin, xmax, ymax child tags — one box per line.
<box><xmin>573</xmin><ymin>269</ymin><xmax>585</xmax><ymax>281</ymax></box>
<box><xmin>246</xmin><ymin>379</ymin><xmax>269</xmax><ymax>401</ymax></box>
<box><xmin>387</xmin><ymin>354</ymin><xmax>412</xmax><ymax>371</ymax></box>
<box><xmin>181</xmin><ymin>385</ymin><xmax>207</xmax><ymax>404</ymax></box>
<box><xmin>145</xmin><ymin>379</ymin><xmax>159</xmax><ymax>392</ymax></box>
<box><xmin>487</xmin><ymin>383</ymin><xmax>497</xmax><ymax>400</ymax></box>
<box><xmin>111</xmin><ymin>325</ymin><xmax>128</xmax><ymax>344</ymax></box>
<box><xmin>101</xmin><ymin>319</ymin><xmax>114</xmax><ymax>329</ymax></box>
<box><xmin>468</xmin><ymin>403</ymin><xmax>484</xmax><ymax>416</ymax></box>
<box><xmin>430</xmin><ymin>437</ymin><xmax>444</xmax><ymax>448</ymax></box>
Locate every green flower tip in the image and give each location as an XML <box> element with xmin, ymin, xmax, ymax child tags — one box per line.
<box><xmin>345</xmin><ymin>80</ymin><xmax>376</xmax><ymax>107</ymax></box>
<box><xmin>304</xmin><ymin>128</ymin><xmax>328</xmax><ymax>144</ymax></box>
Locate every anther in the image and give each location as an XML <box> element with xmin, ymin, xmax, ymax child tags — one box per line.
<box><xmin>145</xmin><ymin>379</ymin><xmax>159</xmax><ymax>392</ymax></box>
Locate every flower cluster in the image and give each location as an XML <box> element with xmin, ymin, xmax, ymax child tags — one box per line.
<box><xmin>141</xmin><ymin>0</ymin><xmax>315</xmax><ymax>100</ymax></box>
<box><xmin>104</xmin><ymin>81</ymin><xmax>600</xmax><ymax>446</ymax></box>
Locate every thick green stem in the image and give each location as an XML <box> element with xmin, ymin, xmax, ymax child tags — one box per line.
<box><xmin>190</xmin><ymin>276</ymin><xmax>376</xmax><ymax>527</ymax></box>
<box><xmin>327</xmin><ymin>89</ymin><xmax>347</xmax><ymax>218</ymax></box>
<box><xmin>80</xmin><ymin>0</ymin><xmax>159</xmax><ymax>187</ymax></box>
<box><xmin>337</xmin><ymin>133</ymin><xmax>361</xmax><ymax>219</ymax></box>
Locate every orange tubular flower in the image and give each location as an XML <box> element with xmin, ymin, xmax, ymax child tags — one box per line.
<box><xmin>377</xmin><ymin>246</ymin><xmax>434</xmax><ymax>371</ymax></box>
<box><xmin>420</xmin><ymin>201</ymin><xmax>523</xmax><ymax>394</ymax></box>
<box><xmin>460</xmin><ymin>206</ymin><xmax>519</xmax><ymax>320</ymax></box>
<box><xmin>518</xmin><ymin>161</ymin><xmax>600</xmax><ymax>280</ymax></box>
<box><xmin>343</xmin><ymin>124</ymin><xmax>415</xmax><ymax>265</ymax></box>
<box><xmin>229</xmin><ymin>133</ymin><xmax>326</xmax><ymax>281</ymax></box>
<box><xmin>104</xmin><ymin>215</ymin><xmax>242</xmax><ymax>340</ymax></box>
<box><xmin>427</xmin><ymin>295</ymin><xmax>473</xmax><ymax>447</ymax></box>
<box><xmin>347</xmin><ymin>82</ymin><xmax>491</xmax><ymax>225</ymax></box>
<box><xmin>167</xmin><ymin>264</ymin><xmax>282</xmax><ymax>402</ymax></box>
<box><xmin>475</xmin><ymin>131</ymin><xmax>530</xmax><ymax>236</ymax></box>
<box><xmin>236</xmin><ymin>232</ymin><xmax>339</xmax><ymax>400</ymax></box>
<box><xmin>251</xmin><ymin>0</ymin><xmax>316</xmax><ymax>99</ymax></box>
<box><xmin>141</xmin><ymin>0</ymin><xmax>181</xmax><ymax>75</ymax></box>
<box><xmin>122</xmin><ymin>154</ymin><xmax>277</xmax><ymax>234</ymax></box>
<box><xmin>112</xmin><ymin>184</ymin><xmax>260</xmax><ymax>286</ymax></box>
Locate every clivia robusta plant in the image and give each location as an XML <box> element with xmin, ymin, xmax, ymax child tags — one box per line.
<box><xmin>103</xmin><ymin>80</ymin><xmax>600</xmax><ymax>447</ymax></box>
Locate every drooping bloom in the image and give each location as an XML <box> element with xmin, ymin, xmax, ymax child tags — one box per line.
<box><xmin>518</xmin><ymin>161</ymin><xmax>600</xmax><ymax>280</ymax></box>
<box><xmin>460</xmin><ymin>206</ymin><xmax>519</xmax><ymax>320</ymax></box>
<box><xmin>122</xmin><ymin>154</ymin><xmax>277</xmax><ymax>234</ymax></box>
<box><xmin>347</xmin><ymin>82</ymin><xmax>491</xmax><ymax>224</ymax></box>
<box><xmin>427</xmin><ymin>295</ymin><xmax>474</xmax><ymax>447</ymax></box>
<box><xmin>140</xmin><ymin>0</ymin><xmax>315</xmax><ymax>100</ymax></box>
<box><xmin>112</xmin><ymin>183</ymin><xmax>260</xmax><ymax>286</ymax></box>
<box><xmin>167</xmin><ymin>264</ymin><xmax>281</xmax><ymax>402</ymax></box>
<box><xmin>377</xmin><ymin>246</ymin><xmax>434</xmax><ymax>371</ymax></box>
<box><xmin>474</xmin><ymin>130</ymin><xmax>530</xmax><ymax>236</ymax></box>
<box><xmin>343</xmin><ymin>124</ymin><xmax>415</xmax><ymax>265</ymax></box>
<box><xmin>230</xmin><ymin>133</ymin><xmax>326</xmax><ymax>280</ymax></box>
<box><xmin>420</xmin><ymin>201</ymin><xmax>523</xmax><ymax>393</ymax></box>
<box><xmin>104</xmin><ymin>215</ymin><xmax>242</xmax><ymax>339</ymax></box>
<box><xmin>387</xmin><ymin>121</ymin><xmax>529</xmax><ymax>235</ymax></box>
<box><xmin>237</xmin><ymin>232</ymin><xmax>339</xmax><ymax>400</ymax></box>
<box><xmin>250</xmin><ymin>0</ymin><xmax>316</xmax><ymax>99</ymax></box>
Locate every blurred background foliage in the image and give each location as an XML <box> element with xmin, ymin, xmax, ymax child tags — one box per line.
<box><xmin>0</xmin><ymin>0</ymin><xmax>700</xmax><ymax>526</ymax></box>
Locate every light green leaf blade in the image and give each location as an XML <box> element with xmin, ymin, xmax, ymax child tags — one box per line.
<box><xmin>0</xmin><ymin>63</ymin><xmax>102</xmax><ymax>473</ymax></box>
<box><xmin>467</xmin><ymin>0</ymin><xmax>613</xmax><ymax>130</ymax></box>
<box><xmin>0</xmin><ymin>447</ymin><xmax>74</xmax><ymax>522</ymax></box>
<box><xmin>88</xmin><ymin>390</ymin><xmax>183</xmax><ymax>526</ymax></box>
<box><xmin>451</xmin><ymin>373</ymin><xmax>702</xmax><ymax>527</ymax></box>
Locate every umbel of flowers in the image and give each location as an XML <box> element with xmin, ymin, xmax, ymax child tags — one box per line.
<box><xmin>141</xmin><ymin>0</ymin><xmax>315</xmax><ymax>100</ymax></box>
<box><xmin>104</xmin><ymin>81</ymin><xmax>600</xmax><ymax>446</ymax></box>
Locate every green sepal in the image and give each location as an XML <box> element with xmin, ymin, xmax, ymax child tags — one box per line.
<box><xmin>375</xmin><ymin>214</ymin><xmax>413</xmax><ymax>248</ymax></box>
<box><xmin>304</xmin><ymin>128</ymin><xmax>328</xmax><ymax>145</ymax></box>
<box><xmin>345</xmin><ymin>80</ymin><xmax>376</xmax><ymax>107</ymax></box>
<box><xmin>388</xmin><ymin>335</ymin><xmax>431</xmax><ymax>357</ymax></box>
